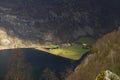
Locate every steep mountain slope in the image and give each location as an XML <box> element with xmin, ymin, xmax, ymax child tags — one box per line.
<box><xmin>66</xmin><ymin>28</ymin><xmax>120</xmax><ymax>80</ymax></box>
<box><xmin>0</xmin><ymin>0</ymin><xmax>119</xmax><ymax>43</ymax></box>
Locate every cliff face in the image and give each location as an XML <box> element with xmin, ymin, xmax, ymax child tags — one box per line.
<box><xmin>0</xmin><ymin>0</ymin><xmax>119</xmax><ymax>43</ymax></box>
<box><xmin>66</xmin><ymin>28</ymin><xmax>120</xmax><ymax>80</ymax></box>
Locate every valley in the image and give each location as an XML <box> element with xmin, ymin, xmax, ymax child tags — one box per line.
<box><xmin>0</xmin><ymin>0</ymin><xmax>120</xmax><ymax>80</ymax></box>
<box><xmin>0</xmin><ymin>28</ymin><xmax>95</xmax><ymax>60</ymax></box>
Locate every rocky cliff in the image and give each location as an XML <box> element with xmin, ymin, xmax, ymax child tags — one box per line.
<box><xmin>0</xmin><ymin>0</ymin><xmax>119</xmax><ymax>43</ymax></box>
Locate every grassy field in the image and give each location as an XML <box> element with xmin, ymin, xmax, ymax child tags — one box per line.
<box><xmin>49</xmin><ymin>45</ymin><xmax>89</xmax><ymax>60</ymax></box>
<box><xmin>49</xmin><ymin>37</ymin><xmax>96</xmax><ymax>60</ymax></box>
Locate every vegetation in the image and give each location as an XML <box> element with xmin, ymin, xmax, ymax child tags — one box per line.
<box><xmin>96</xmin><ymin>71</ymin><xmax>105</xmax><ymax>80</ymax></box>
<box><xmin>50</xmin><ymin>44</ymin><xmax>89</xmax><ymax>60</ymax></box>
<box><xmin>66</xmin><ymin>28</ymin><xmax>120</xmax><ymax>80</ymax></box>
<box><xmin>49</xmin><ymin>37</ymin><xmax>96</xmax><ymax>60</ymax></box>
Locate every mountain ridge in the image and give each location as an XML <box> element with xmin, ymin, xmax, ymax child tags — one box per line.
<box><xmin>0</xmin><ymin>0</ymin><xmax>119</xmax><ymax>43</ymax></box>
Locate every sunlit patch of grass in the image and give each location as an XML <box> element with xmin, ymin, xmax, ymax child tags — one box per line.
<box><xmin>50</xmin><ymin>45</ymin><xmax>89</xmax><ymax>60</ymax></box>
<box><xmin>49</xmin><ymin>37</ymin><xmax>97</xmax><ymax>60</ymax></box>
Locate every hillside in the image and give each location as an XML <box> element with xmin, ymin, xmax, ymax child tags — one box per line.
<box><xmin>0</xmin><ymin>0</ymin><xmax>120</xmax><ymax>80</ymax></box>
<box><xmin>66</xmin><ymin>28</ymin><xmax>120</xmax><ymax>80</ymax></box>
<box><xmin>0</xmin><ymin>0</ymin><xmax>119</xmax><ymax>43</ymax></box>
<box><xmin>0</xmin><ymin>28</ymin><xmax>92</xmax><ymax>60</ymax></box>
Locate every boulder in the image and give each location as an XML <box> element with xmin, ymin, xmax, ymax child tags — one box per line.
<box><xmin>96</xmin><ymin>70</ymin><xmax>120</xmax><ymax>80</ymax></box>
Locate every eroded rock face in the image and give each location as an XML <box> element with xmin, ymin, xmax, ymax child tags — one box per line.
<box><xmin>96</xmin><ymin>70</ymin><xmax>120</xmax><ymax>80</ymax></box>
<box><xmin>0</xmin><ymin>0</ymin><xmax>119</xmax><ymax>43</ymax></box>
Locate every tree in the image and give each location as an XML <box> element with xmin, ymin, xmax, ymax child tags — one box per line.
<box><xmin>5</xmin><ymin>49</ymin><xmax>33</xmax><ymax>80</ymax></box>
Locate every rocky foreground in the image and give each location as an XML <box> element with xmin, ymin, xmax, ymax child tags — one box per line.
<box><xmin>96</xmin><ymin>70</ymin><xmax>120</xmax><ymax>80</ymax></box>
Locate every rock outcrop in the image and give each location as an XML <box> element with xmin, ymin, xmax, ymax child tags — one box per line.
<box><xmin>96</xmin><ymin>70</ymin><xmax>120</xmax><ymax>80</ymax></box>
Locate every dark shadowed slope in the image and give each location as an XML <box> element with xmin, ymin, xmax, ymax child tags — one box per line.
<box><xmin>0</xmin><ymin>0</ymin><xmax>119</xmax><ymax>43</ymax></box>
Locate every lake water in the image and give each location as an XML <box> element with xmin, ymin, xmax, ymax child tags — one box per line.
<box><xmin>0</xmin><ymin>48</ymin><xmax>77</xmax><ymax>80</ymax></box>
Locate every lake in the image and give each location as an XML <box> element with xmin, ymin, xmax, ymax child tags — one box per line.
<box><xmin>0</xmin><ymin>48</ymin><xmax>78</xmax><ymax>80</ymax></box>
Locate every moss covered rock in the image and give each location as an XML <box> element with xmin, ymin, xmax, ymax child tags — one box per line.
<box><xmin>96</xmin><ymin>70</ymin><xmax>120</xmax><ymax>80</ymax></box>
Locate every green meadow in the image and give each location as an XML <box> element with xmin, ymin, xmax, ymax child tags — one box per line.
<box><xmin>49</xmin><ymin>37</ymin><xmax>96</xmax><ymax>60</ymax></box>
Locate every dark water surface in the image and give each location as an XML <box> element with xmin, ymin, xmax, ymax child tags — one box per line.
<box><xmin>0</xmin><ymin>48</ymin><xmax>77</xmax><ymax>80</ymax></box>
